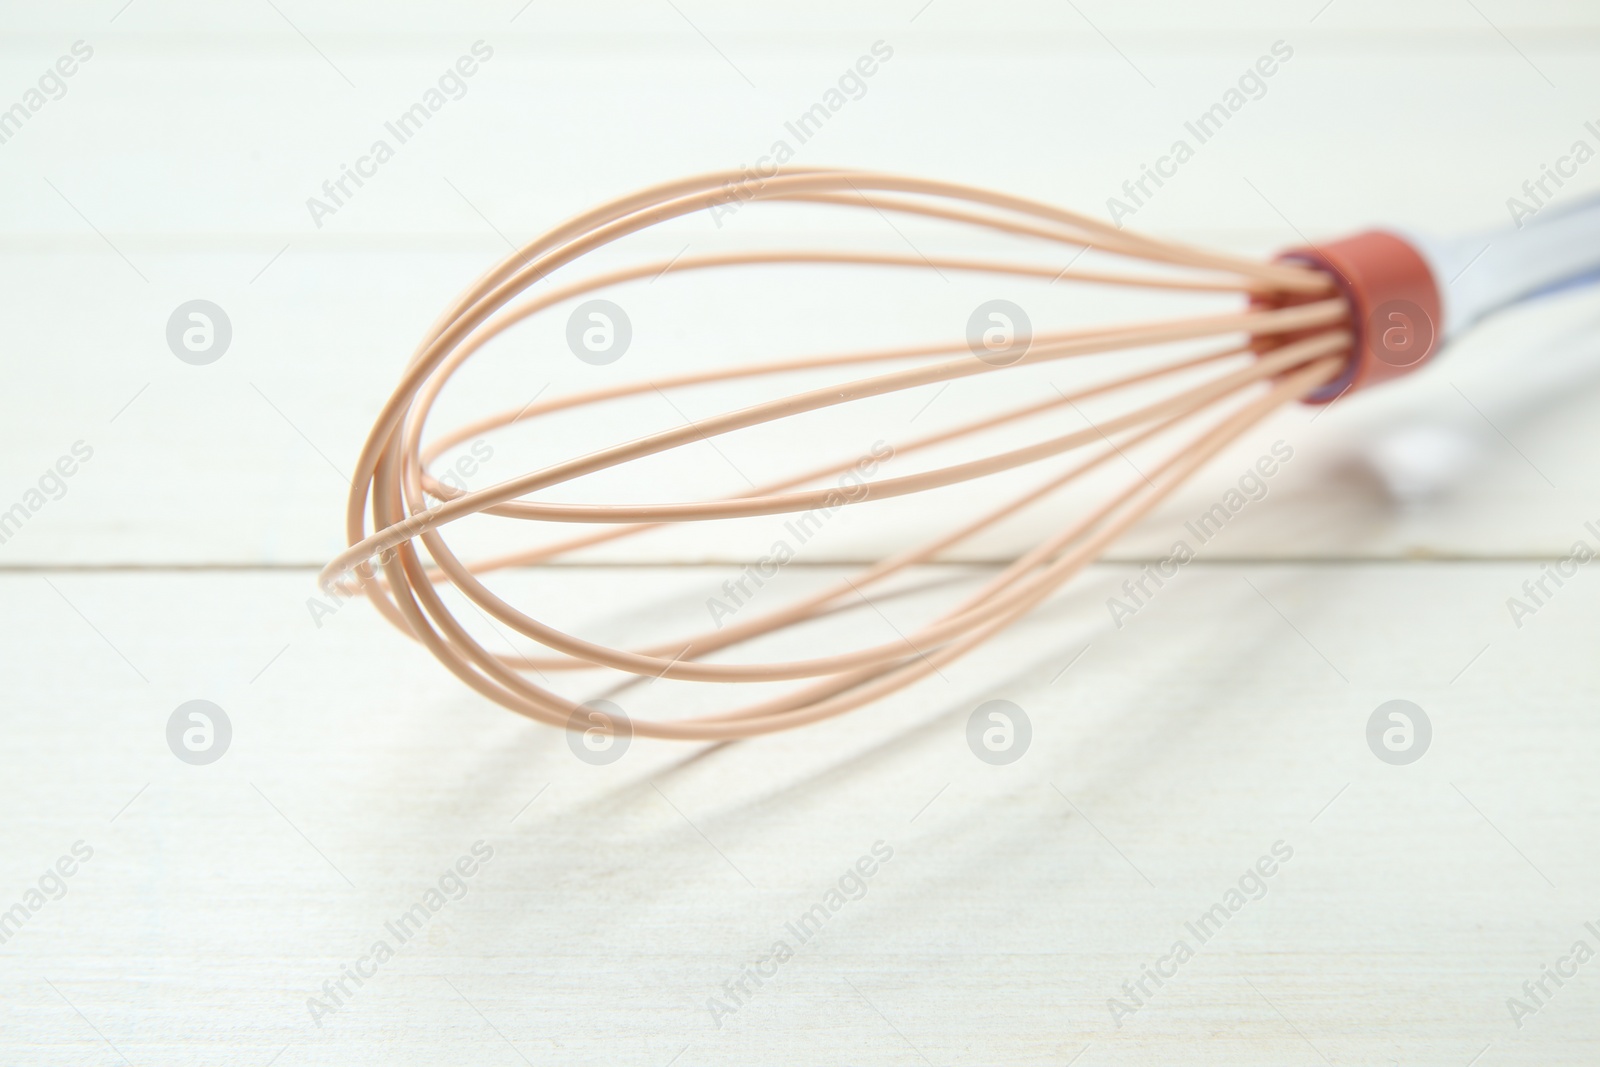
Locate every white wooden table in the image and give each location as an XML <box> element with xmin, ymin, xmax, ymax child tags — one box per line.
<box><xmin>3</xmin><ymin>3</ymin><xmax>1599</xmax><ymax>1063</ymax></box>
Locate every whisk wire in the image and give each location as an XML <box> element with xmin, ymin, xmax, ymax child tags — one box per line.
<box><xmin>324</xmin><ymin>168</ymin><xmax>1353</xmax><ymax>740</ymax></box>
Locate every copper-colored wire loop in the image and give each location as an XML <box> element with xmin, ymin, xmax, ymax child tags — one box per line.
<box><xmin>320</xmin><ymin>168</ymin><xmax>1350</xmax><ymax>741</ymax></box>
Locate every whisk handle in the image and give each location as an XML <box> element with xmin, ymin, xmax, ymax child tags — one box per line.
<box><xmin>1404</xmin><ymin>189</ymin><xmax>1600</xmax><ymax>339</ymax></box>
<box><xmin>1262</xmin><ymin>190</ymin><xmax>1600</xmax><ymax>403</ymax></box>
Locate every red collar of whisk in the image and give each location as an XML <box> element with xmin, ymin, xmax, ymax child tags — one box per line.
<box><xmin>1253</xmin><ymin>230</ymin><xmax>1443</xmax><ymax>404</ymax></box>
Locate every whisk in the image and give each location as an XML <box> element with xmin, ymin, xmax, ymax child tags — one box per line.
<box><xmin>319</xmin><ymin>168</ymin><xmax>1600</xmax><ymax>742</ymax></box>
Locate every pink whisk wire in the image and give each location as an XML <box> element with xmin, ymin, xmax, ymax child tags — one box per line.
<box><xmin>319</xmin><ymin>167</ymin><xmax>1351</xmax><ymax>741</ymax></box>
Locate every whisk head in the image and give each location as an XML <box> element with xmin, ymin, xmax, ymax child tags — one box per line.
<box><xmin>322</xmin><ymin>167</ymin><xmax>1361</xmax><ymax>741</ymax></box>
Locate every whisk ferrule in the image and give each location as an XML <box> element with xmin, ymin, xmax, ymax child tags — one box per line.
<box><xmin>1253</xmin><ymin>230</ymin><xmax>1443</xmax><ymax>403</ymax></box>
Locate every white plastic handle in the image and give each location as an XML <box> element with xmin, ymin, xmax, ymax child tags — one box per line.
<box><xmin>1404</xmin><ymin>190</ymin><xmax>1600</xmax><ymax>339</ymax></box>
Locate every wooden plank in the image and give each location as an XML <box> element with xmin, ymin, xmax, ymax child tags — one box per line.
<box><xmin>0</xmin><ymin>561</ymin><xmax>1593</xmax><ymax>1062</ymax></box>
